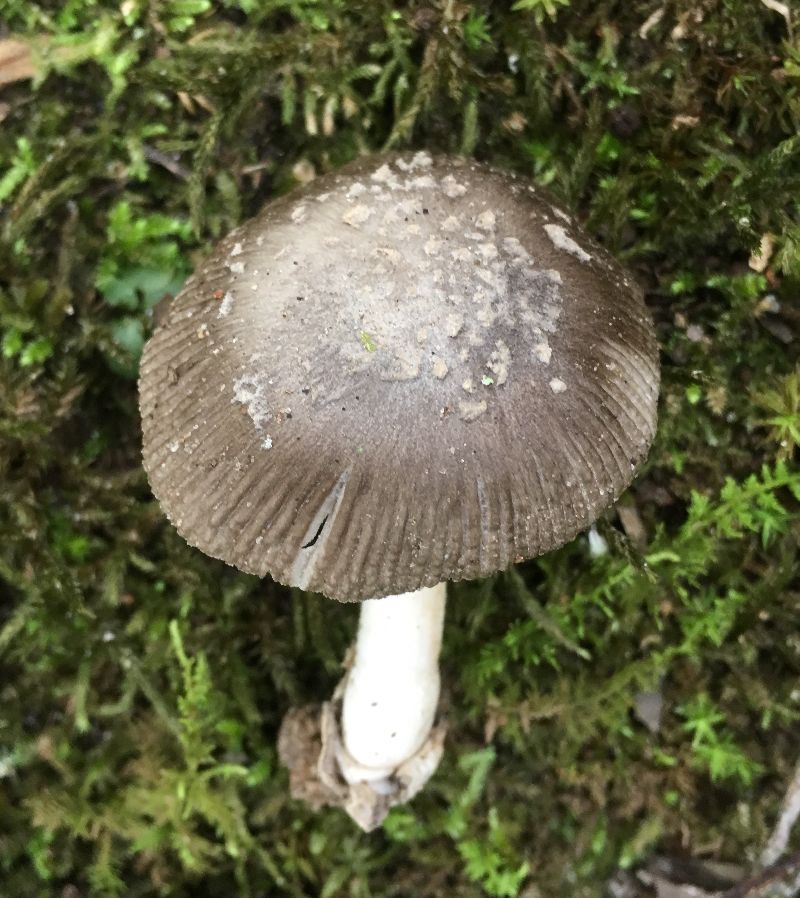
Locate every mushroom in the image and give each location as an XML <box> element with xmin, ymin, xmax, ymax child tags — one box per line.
<box><xmin>138</xmin><ymin>151</ymin><xmax>659</xmax><ymax>830</ymax></box>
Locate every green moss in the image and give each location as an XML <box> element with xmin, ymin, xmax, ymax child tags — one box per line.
<box><xmin>1</xmin><ymin>1</ymin><xmax>799</xmax><ymax>896</ymax></box>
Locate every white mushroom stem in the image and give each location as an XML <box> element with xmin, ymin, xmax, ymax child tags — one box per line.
<box><xmin>339</xmin><ymin>583</ymin><xmax>446</xmax><ymax>783</ymax></box>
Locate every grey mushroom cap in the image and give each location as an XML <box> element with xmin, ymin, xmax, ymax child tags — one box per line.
<box><xmin>139</xmin><ymin>151</ymin><xmax>659</xmax><ymax>602</ymax></box>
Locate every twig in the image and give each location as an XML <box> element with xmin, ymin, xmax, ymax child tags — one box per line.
<box><xmin>639</xmin><ymin>7</ymin><xmax>665</xmax><ymax>39</ymax></box>
<box><xmin>761</xmin><ymin>760</ymin><xmax>800</xmax><ymax>867</ymax></box>
<box><xmin>760</xmin><ymin>0</ymin><xmax>792</xmax><ymax>35</ymax></box>
<box><xmin>505</xmin><ymin>567</ymin><xmax>590</xmax><ymax>660</ymax></box>
<box><xmin>720</xmin><ymin>851</ymin><xmax>800</xmax><ymax>898</ymax></box>
<box><xmin>142</xmin><ymin>144</ymin><xmax>190</xmax><ymax>180</ymax></box>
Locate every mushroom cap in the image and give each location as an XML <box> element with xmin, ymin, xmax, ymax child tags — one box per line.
<box><xmin>139</xmin><ymin>152</ymin><xmax>659</xmax><ymax>601</ymax></box>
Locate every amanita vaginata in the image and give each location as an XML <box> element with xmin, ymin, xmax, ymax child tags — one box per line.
<box><xmin>139</xmin><ymin>151</ymin><xmax>659</xmax><ymax>830</ymax></box>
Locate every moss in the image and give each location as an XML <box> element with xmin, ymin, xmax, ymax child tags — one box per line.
<box><xmin>1</xmin><ymin>1</ymin><xmax>799</xmax><ymax>896</ymax></box>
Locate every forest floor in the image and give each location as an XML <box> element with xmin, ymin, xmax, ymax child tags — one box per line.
<box><xmin>1</xmin><ymin>1</ymin><xmax>799</xmax><ymax>896</ymax></box>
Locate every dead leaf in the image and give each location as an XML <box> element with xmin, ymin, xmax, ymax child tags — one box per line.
<box><xmin>760</xmin><ymin>0</ymin><xmax>792</xmax><ymax>29</ymax></box>
<box><xmin>639</xmin><ymin>7</ymin><xmax>665</xmax><ymax>39</ymax></box>
<box><xmin>0</xmin><ymin>39</ymin><xmax>35</xmax><ymax>88</ymax></box>
<box><xmin>671</xmin><ymin>115</ymin><xmax>700</xmax><ymax>130</ymax></box>
<box><xmin>749</xmin><ymin>234</ymin><xmax>775</xmax><ymax>273</ymax></box>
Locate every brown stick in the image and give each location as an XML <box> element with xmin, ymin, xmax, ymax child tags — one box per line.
<box><xmin>720</xmin><ymin>850</ymin><xmax>800</xmax><ymax>898</ymax></box>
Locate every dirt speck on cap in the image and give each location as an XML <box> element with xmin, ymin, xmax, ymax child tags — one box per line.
<box><xmin>544</xmin><ymin>224</ymin><xmax>591</xmax><ymax>263</ymax></box>
<box><xmin>342</xmin><ymin>204</ymin><xmax>373</xmax><ymax>227</ymax></box>
<box><xmin>458</xmin><ymin>398</ymin><xmax>488</xmax><ymax>421</ymax></box>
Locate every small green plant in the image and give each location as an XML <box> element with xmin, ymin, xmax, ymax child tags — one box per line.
<box><xmin>444</xmin><ymin>747</ymin><xmax>497</xmax><ymax>839</ymax></box>
<box><xmin>692</xmin><ymin>461</ymin><xmax>800</xmax><ymax>547</ymax></box>
<box><xmin>511</xmin><ymin>0</ymin><xmax>570</xmax><ymax>23</ymax></box>
<box><xmin>775</xmin><ymin>224</ymin><xmax>800</xmax><ymax>278</ymax></box>
<box><xmin>384</xmin><ymin>747</ymin><xmax>530</xmax><ymax>895</ymax></box>
<box><xmin>163</xmin><ymin>0</ymin><xmax>212</xmax><ymax>33</ymax></box>
<box><xmin>95</xmin><ymin>200</ymin><xmax>192</xmax><ymax>371</ymax></box>
<box><xmin>458</xmin><ymin>808</ymin><xmax>530</xmax><ymax>898</ymax></box>
<box><xmin>96</xmin><ymin>200</ymin><xmax>191</xmax><ymax>310</ymax></box>
<box><xmin>463</xmin><ymin>11</ymin><xmax>493</xmax><ymax>50</ymax></box>
<box><xmin>2</xmin><ymin>328</ymin><xmax>53</xmax><ymax>367</ymax></box>
<box><xmin>0</xmin><ymin>138</ymin><xmax>38</xmax><ymax>204</ymax></box>
<box><xmin>753</xmin><ymin>366</ymin><xmax>800</xmax><ymax>460</ymax></box>
<box><xmin>446</xmin><ymin>751</ymin><xmax>530</xmax><ymax>896</ymax></box>
<box><xmin>678</xmin><ymin>695</ymin><xmax>763</xmax><ymax>787</ymax></box>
